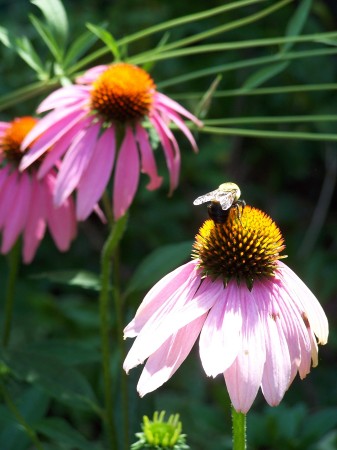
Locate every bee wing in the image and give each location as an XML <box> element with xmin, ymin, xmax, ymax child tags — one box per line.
<box><xmin>216</xmin><ymin>190</ymin><xmax>236</xmax><ymax>210</ymax></box>
<box><xmin>193</xmin><ymin>189</ymin><xmax>219</xmax><ymax>205</ymax></box>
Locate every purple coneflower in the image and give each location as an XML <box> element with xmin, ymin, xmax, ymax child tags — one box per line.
<box><xmin>123</xmin><ymin>204</ymin><xmax>328</xmax><ymax>413</ymax></box>
<box><xmin>20</xmin><ymin>63</ymin><xmax>202</xmax><ymax>220</ymax></box>
<box><xmin>0</xmin><ymin>116</ymin><xmax>76</xmax><ymax>263</ymax></box>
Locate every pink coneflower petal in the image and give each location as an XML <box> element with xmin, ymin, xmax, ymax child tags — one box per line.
<box><xmin>76</xmin><ymin>65</ymin><xmax>108</xmax><ymax>84</ymax></box>
<box><xmin>37</xmin><ymin>118</ymin><xmax>92</xmax><ymax>179</ymax></box>
<box><xmin>113</xmin><ymin>126</ymin><xmax>140</xmax><ymax>219</ymax></box>
<box><xmin>23</xmin><ymin>176</ymin><xmax>47</xmax><ymax>263</ymax></box>
<box><xmin>224</xmin><ymin>287</ymin><xmax>266</xmax><ymax>413</ymax></box>
<box><xmin>1</xmin><ymin>172</ymin><xmax>32</xmax><ymax>253</ymax></box>
<box><xmin>124</xmin><ymin>260</ymin><xmax>198</xmax><ymax>338</ymax></box>
<box><xmin>0</xmin><ymin>122</ymin><xmax>10</xmax><ymax>133</ymax></box>
<box><xmin>45</xmin><ymin>172</ymin><xmax>76</xmax><ymax>251</ymax></box>
<box><xmin>20</xmin><ymin>108</ymin><xmax>88</xmax><ymax>170</ymax></box>
<box><xmin>199</xmin><ymin>282</ymin><xmax>243</xmax><ymax>377</ymax></box>
<box><xmin>155</xmin><ymin>92</ymin><xmax>203</xmax><ymax>127</ymax></box>
<box><xmin>77</xmin><ymin>127</ymin><xmax>116</xmax><ymax>220</ymax></box>
<box><xmin>37</xmin><ymin>85</ymin><xmax>89</xmax><ymax>112</ymax></box>
<box><xmin>54</xmin><ymin>121</ymin><xmax>100</xmax><ymax>206</ymax></box>
<box><xmin>135</xmin><ymin>123</ymin><xmax>162</xmax><ymax>191</ymax></box>
<box><xmin>0</xmin><ymin>170</ymin><xmax>18</xmax><ymax>229</ymax></box>
<box><xmin>150</xmin><ymin>113</ymin><xmax>180</xmax><ymax>193</ymax></box>
<box><xmin>137</xmin><ymin>315</ymin><xmax>207</xmax><ymax>397</ymax></box>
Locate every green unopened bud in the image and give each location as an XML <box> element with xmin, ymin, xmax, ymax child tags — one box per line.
<box><xmin>131</xmin><ymin>410</ymin><xmax>189</xmax><ymax>450</ymax></box>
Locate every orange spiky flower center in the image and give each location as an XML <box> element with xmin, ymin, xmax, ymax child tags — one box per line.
<box><xmin>192</xmin><ymin>205</ymin><xmax>286</xmax><ymax>289</ymax></box>
<box><xmin>0</xmin><ymin>116</ymin><xmax>37</xmax><ymax>165</ymax></box>
<box><xmin>90</xmin><ymin>63</ymin><xmax>156</xmax><ymax>122</ymax></box>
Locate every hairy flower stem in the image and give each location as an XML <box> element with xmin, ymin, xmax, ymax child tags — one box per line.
<box><xmin>231</xmin><ymin>406</ymin><xmax>247</xmax><ymax>450</ymax></box>
<box><xmin>2</xmin><ymin>240</ymin><xmax>21</xmax><ymax>347</ymax></box>
<box><xmin>99</xmin><ymin>215</ymin><xmax>127</xmax><ymax>449</ymax></box>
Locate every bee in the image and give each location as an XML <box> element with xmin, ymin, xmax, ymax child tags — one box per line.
<box><xmin>193</xmin><ymin>182</ymin><xmax>245</xmax><ymax>224</ymax></box>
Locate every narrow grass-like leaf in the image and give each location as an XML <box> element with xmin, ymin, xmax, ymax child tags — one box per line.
<box><xmin>15</xmin><ymin>36</ymin><xmax>47</xmax><ymax>78</ymax></box>
<box><xmin>29</xmin><ymin>14</ymin><xmax>63</xmax><ymax>62</ymax></box>
<box><xmin>31</xmin><ymin>0</ymin><xmax>68</xmax><ymax>49</ymax></box>
<box><xmin>204</xmin><ymin>115</ymin><xmax>337</xmax><ymax>125</ymax></box>
<box><xmin>63</xmin><ymin>29</ymin><xmax>98</xmax><ymax>68</ymax></box>
<box><xmin>0</xmin><ymin>80</ymin><xmax>58</xmax><ymax>112</ymax></box>
<box><xmin>200</xmin><ymin>125</ymin><xmax>337</xmax><ymax>142</ymax></box>
<box><xmin>125</xmin><ymin>241</ymin><xmax>193</xmax><ymax>297</ymax></box>
<box><xmin>86</xmin><ymin>23</ymin><xmax>120</xmax><ymax>61</ymax></box>
<box><xmin>283</xmin><ymin>0</ymin><xmax>312</xmax><ymax>52</ymax></box>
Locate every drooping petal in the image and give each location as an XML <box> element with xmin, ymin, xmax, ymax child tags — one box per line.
<box><xmin>20</xmin><ymin>107</ymin><xmax>88</xmax><ymax>170</ymax></box>
<box><xmin>113</xmin><ymin>126</ymin><xmax>140</xmax><ymax>219</ymax></box>
<box><xmin>37</xmin><ymin>117</ymin><xmax>92</xmax><ymax>179</ymax></box>
<box><xmin>37</xmin><ymin>85</ymin><xmax>88</xmax><ymax>112</ymax></box>
<box><xmin>22</xmin><ymin>175</ymin><xmax>47</xmax><ymax>263</ymax></box>
<box><xmin>1</xmin><ymin>172</ymin><xmax>32</xmax><ymax>254</ymax></box>
<box><xmin>154</xmin><ymin>92</ymin><xmax>203</xmax><ymax>127</ymax></box>
<box><xmin>150</xmin><ymin>113</ymin><xmax>180</xmax><ymax>194</ymax></box>
<box><xmin>124</xmin><ymin>260</ymin><xmax>198</xmax><ymax>338</ymax></box>
<box><xmin>45</xmin><ymin>171</ymin><xmax>77</xmax><ymax>251</ymax></box>
<box><xmin>137</xmin><ymin>315</ymin><xmax>207</xmax><ymax>397</ymax></box>
<box><xmin>123</xmin><ymin>276</ymin><xmax>219</xmax><ymax>373</ymax></box>
<box><xmin>135</xmin><ymin>123</ymin><xmax>162</xmax><ymax>190</ymax></box>
<box><xmin>0</xmin><ymin>169</ymin><xmax>17</xmax><ymax>229</ymax></box>
<box><xmin>199</xmin><ymin>281</ymin><xmax>243</xmax><ymax>377</ymax></box>
<box><xmin>54</xmin><ymin>122</ymin><xmax>101</xmax><ymax>206</ymax></box>
<box><xmin>77</xmin><ymin>127</ymin><xmax>116</xmax><ymax>220</ymax></box>
<box><xmin>224</xmin><ymin>286</ymin><xmax>266</xmax><ymax>414</ymax></box>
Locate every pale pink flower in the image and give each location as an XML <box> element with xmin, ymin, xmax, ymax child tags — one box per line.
<box><xmin>0</xmin><ymin>117</ymin><xmax>76</xmax><ymax>263</ymax></box>
<box><xmin>20</xmin><ymin>63</ymin><xmax>202</xmax><ymax>220</ymax></box>
<box><xmin>123</xmin><ymin>205</ymin><xmax>328</xmax><ymax>413</ymax></box>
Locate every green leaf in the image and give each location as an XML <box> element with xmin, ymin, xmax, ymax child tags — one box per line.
<box><xmin>36</xmin><ymin>418</ymin><xmax>100</xmax><ymax>450</ymax></box>
<box><xmin>283</xmin><ymin>0</ymin><xmax>313</xmax><ymax>52</ymax></box>
<box><xmin>0</xmin><ymin>349</ymin><xmax>99</xmax><ymax>413</ymax></box>
<box><xmin>0</xmin><ymin>386</ymin><xmax>49</xmax><ymax>450</ymax></box>
<box><xmin>31</xmin><ymin>0</ymin><xmax>68</xmax><ymax>49</ymax></box>
<box><xmin>63</xmin><ymin>29</ymin><xmax>98</xmax><ymax>68</ymax></box>
<box><xmin>242</xmin><ymin>61</ymin><xmax>289</xmax><ymax>90</ymax></box>
<box><xmin>126</xmin><ymin>241</ymin><xmax>193</xmax><ymax>296</ymax></box>
<box><xmin>0</xmin><ymin>26</ymin><xmax>12</xmax><ymax>48</ymax></box>
<box><xmin>15</xmin><ymin>36</ymin><xmax>48</xmax><ymax>78</ymax></box>
<box><xmin>29</xmin><ymin>14</ymin><xmax>62</xmax><ymax>62</ymax></box>
<box><xmin>86</xmin><ymin>23</ymin><xmax>120</xmax><ymax>60</ymax></box>
<box><xmin>30</xmin><ymin>269</ymin><xmax>101</xmax><ymax>291</ymax></box>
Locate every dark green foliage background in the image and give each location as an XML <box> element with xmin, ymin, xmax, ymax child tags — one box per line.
<box><xmin>0</xmin><ymin>0</ymin><xmax>336</xmax><ymax>449</ymax></box>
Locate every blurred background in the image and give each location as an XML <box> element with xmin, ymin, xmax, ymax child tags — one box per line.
<box><xmin>0</xmin><ymin>1</ymin><xmax>336</xmax><ymax>449</ymax></box>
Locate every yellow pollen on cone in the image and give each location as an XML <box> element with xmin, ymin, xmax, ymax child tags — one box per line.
<box><xmin>0</xmin><ymin>116</ymin><xmax>37</xmax><ymax>163</ymax></box>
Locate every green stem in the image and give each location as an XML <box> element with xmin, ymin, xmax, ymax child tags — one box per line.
<box><xmin>204</xmin><ymin>114</ymin><xmax>337</xmax><ymax>125</ymax></box>
<box><xmin>231</xmin><ymin>406</ymin><xmax>246</xmax><ymax>450</ymax></box>
<box><xmin>112</xmin><ymin>253</ymin><xmax>129</xmax><ymax>450</ymax></box>
<box><xmin>2</xmin><ymin>240</ymin><xmax>21</xmax><ymax>348</ymax></box>
<box><xmin>99</xmin><ymin>214</ymin><xmax>128</xmax><ymax>449</ymax></box>
<box><xmin>0</xmin><ymin>382</ymin><xmax>44</xmax><ymax>450</ymax></box>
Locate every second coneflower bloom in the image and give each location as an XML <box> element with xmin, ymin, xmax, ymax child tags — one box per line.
<box><xmin>20</xmin><ymin>63</ymin><xmax>202</xmax><ymax>220</ymax></box>
<box><xmin>0</xmin><ymin>117</ymin><xmax>76</xmax><ymax>263</ymax></box>
<box><xmin>123</xmin><ymin>202</ymin><xmax>328</xmax><ymax>413</ymax></box>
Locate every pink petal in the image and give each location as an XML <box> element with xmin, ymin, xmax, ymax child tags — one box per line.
<box><xmin>76</xmin><ymin>65</ymin><xmax>108</xmax><ymax>84</ymax></box>
<box><xmin>45</xmin><ymin>171</ymin><xmax>77</xmax><ymax>251</ymax></box>
<box><xmin>54</xmin><ymin>122</ymin><xmax>101</xmax><ymax>206</ymax></box>
<box><xmin>224</xmin><ymin>286</ymin><xmax>266</xmax><ymax>413</ymax></box>
<box><xmin>137</xmin><ymin>315</ymin><xmax>207</xmax><ymax>397</ymax></box>
<box><xmin>150</xmin><ymin>113</ymin><xmax>180</xmax><ymax>194</ymax></box>
<box><xmin>124</xmin><ymin>260</ymin><xmax>198</xmax><ymax>338</ymax></box>
<box><xmin>0</xmin><ymin>122</ymin><xmax>10</xmax><ymax>133</ymax></box>
<box><xmin>20</xmin><ymin>108</ymin><xmax>88</xmax><ymax>170</ymax></box>
<box><xmin>77</xmin><ymin>127</ymin><xmax>116</xmax><ymax>220</ymax></box>
<box><xmin>135</xmin><ymin>123</ymin><xmax>162</xmax><ymax>191</ymax></box>
<box><xmin>37</xmin><ymin>117</ymin><xmax>92</xmax><ymax>179</ymax></box>
<box><xmin>123</xmin><ymin>276</ymin><xmax>218</xmax><ymax>373</ymax></box>
<box><xmin>37</xmin><ymin>85</ymin><xmax>88</xmax><ymax>112</ymax></box>
<box><xmin>1</xmin><ymin>172</ymin><xmax>32</xmax><ymax>254</ymax></box>
<box><xmin>0</xmin><ymin>170</ymin><xmax>18</xmax><ymax>229</ymax></box>
<box><xmin>199</xmin><ymin>282</ymin><xmax>243</xmax><ymax>377</ymax></box>
<box><xmin>22</xmin><ymin>175</ymin><xmax>47</xmax><ymax>263</ymax></box>
<box><xmin>113</xmin><ymin>126</ymin><xmax>140</xmax><ymax>219</ymax></box>
<box><xmin>154</xmin><ymin>92</ymin><xmax>203</xmax><ymax>127</ymax></box>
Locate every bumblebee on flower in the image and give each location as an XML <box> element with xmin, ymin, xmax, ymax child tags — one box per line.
<box><xmin>124</xmin><ymin>183</ymin><xmax>328</xmax><ymax>414</ymax></box>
